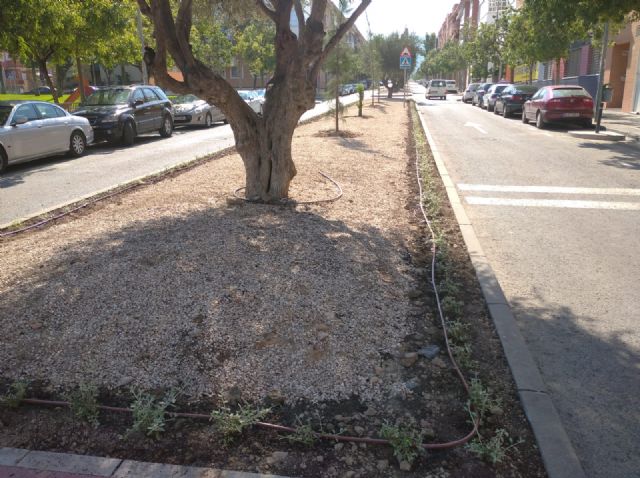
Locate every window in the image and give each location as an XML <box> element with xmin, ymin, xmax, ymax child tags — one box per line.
<box><xmin>143</xmin><ymin>88</ymin><xmax>159</xmax><ymax>102</ymax></box>
<box><xmin>230</xmin><ymin>58</ymin><xmax>241</xmax><ymax>79</ymax></box>
<box><xmin>131</xmin><ymin>89</ymin><xmax>144</xmax><ymax>103</ymax></box>
<box><xmin>33</xmin><ymin>103</ymin><xmax>63</xmax><ymax>119</ymax></box>
<box><xmin>588</xmin><ymin>47</ymin><xmax>601</xmax><ymax>75</ymax></box>
<box><xmin>541</xmin><ymin>61</ymin><xmax>553</xmax><ymax>81</ymax></box>
<box><xmin>565</xmin><ymin>48</ymin><xmax>581</xmax><ymax>77</ymax></box>
<box><xmin>14</xmin><ymin>104</ymin><xmax>39</xmax><ymax>122</ymax></box>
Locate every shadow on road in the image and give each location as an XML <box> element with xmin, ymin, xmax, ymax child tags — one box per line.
<box><xmin>508</xmin><ymin>294</ymin><xmax>640</xmax><ymax>478</ymax></box>
<box><xmin>578</xmin><ymin>141</ymin><xmax>640</xmax><ymax>170</ymax></box>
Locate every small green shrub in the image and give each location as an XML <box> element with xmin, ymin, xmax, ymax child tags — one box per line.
<box><xmin>356</xmin><ymin>83</ymin><xmax>365</xmax><ymax>116</ymax></box>
<box><xmin>210</xmin><ymin>403</ymin><xmax>271</xmax><ymax>444</ymax></box>
<box><xmin>467</xmin><ymin>378</ymin><xmax>501</xmax><ymax>424</ymax></box>
<box><xmin>0</xmin><ymin>381</ymin><xmax>27</xmax><ymax>408</ymax></box>
<box><xmin>380</xmin><ymin>423</ymin><xmax>425</xmax><ymax>466</ymax></box>
<box><xmin>67</xmin><ymin>384</ymin><xmax>100</xmax><ymax>426</ymax></box>
<box><xmin>446</xmin><ymin>319</ymin><xmax>469</xmax><ymax>343</ymax></box>
<box><xmin>468</xmin><ymin>428</ymin><xmax>521</xmax><ymax>464</ymax></box>
<box><xmin>442</xmin><ymin>296</ymin><xmax>464</xmax><ymax>319</ymax></box>
<box><xmin>128</xmin><ymin>388</ymin><xmax>178</xmax><ymax>438</ymax></box>
<box><xmin>286</xmin><ymin>421</ymin><xmax>318</xmax><ymax>446</ymax></box>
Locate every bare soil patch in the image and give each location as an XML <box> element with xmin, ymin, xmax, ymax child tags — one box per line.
<box><xmin>0</xmin><ymin>99</ymin><xmax>546</xmax><ymax>477</ymax></box>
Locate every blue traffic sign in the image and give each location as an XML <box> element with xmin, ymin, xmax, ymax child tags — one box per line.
<box><xmin>400</xmin><ymin>56</ymin><xmax>412</xmax><ymax>69</ymax></box>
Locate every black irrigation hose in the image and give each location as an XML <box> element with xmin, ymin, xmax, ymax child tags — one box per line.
<box><xmin>13</xmin><ymin>107</ymin><xmax>478</xmax><ymax>452</ymax></box>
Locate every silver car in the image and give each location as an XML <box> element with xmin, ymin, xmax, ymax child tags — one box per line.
<box><xmin>172</xmin><ymin>94</ymin><xmax>225</xmax><ymax>127</ymax></box>
<box><xmin>0</xmin><ymin>100</ymin><xmax>94</xmax><ymax>174</ymax></box>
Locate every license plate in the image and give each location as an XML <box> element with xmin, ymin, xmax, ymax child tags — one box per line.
<box><xmin>175</xmin><ymin>115</ymin><xmax>186</xmax><ymax>120</ymax></box>
<box><xmin>563</xmin><ymin>112</ymin><xmax>579</xmax><ymax>117</ymax></box>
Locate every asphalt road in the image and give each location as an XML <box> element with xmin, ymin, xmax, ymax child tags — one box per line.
<box><xmin>415</xmin><ymin>85</ymin><xmax>640</xmax><ymax>478</ymax></box>
<box><xmin>0</xmin><ymin>95</ymin><xmax>358</xmax><ymax>227</ymax></box>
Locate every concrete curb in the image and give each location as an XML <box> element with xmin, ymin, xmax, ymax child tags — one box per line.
<box><xmin>414</xmin><ymin>105</ymin><xmax>586</xmax><ymax>478</ymax></box>
<box><xmin>567</xmin><ymin>130</ymin><xmax>626</xmax><ymax>141</ymax></box>
<box><xmin>0</xmin><ymin>448</ymin><xmax>291</xmax><ymax>478</ymax></box>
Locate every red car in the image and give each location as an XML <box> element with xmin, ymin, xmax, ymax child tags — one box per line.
<box><xmin>522</xmin><ymin>85</ymin><xmax>594</xmax><ymax>129</ymax></box>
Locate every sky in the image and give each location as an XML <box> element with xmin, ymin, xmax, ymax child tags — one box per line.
<box><xmin>354</xmin><ymin>0</ymin><xmax>459</xmax><ymax>38</ymax></box>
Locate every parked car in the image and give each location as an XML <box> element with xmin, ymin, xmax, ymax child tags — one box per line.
<box><xmin>483</xmin><ymin>83</ymin><xmax>510</xmax><ymax>112</ymax></box>
<box><xmin>472</xmin><ymin>83</ymin><xmax>493</xmax><ymax>107</ymax></box>
<box><xmin>339</xmin><ymin>84</ymin><xmax>356</xmax><ymax>96</ymax></box>
<box><xmin>74</xmin><ymin>85</ymin><xmax>173</xmax><ymax>145</ymax></box>
<box><xmin>172</xmin><ymin>94</ymin><xmax>225</xmax><ymax>127</ymax></box>
<box><xmin>522</xmin><ymin>85</ymin><xmax>594</xmax><ymax>129</ymax></box>
<box><xmin>493</xmin><ymin>84</ymin><xmax>539</xmax><ymax>117</ymax></box>
<box><xmin>446</xmin><ymin>80</ymin><xmax>458</xmax><ymax>94</ymax></box>
<box><xmin>425</xmin><ymin>79</ymin><xmax>447</xmax><ymax>100</ymax></box>
<box><xmin>238</xmin><ymin>90</ymin><xmax>263</xmax><ymax>114</ymax></box>
<box><xmin>0</xmin><ymin>100</ymin><xmax>93</xmax><ymax>173</ymax></box>
<box><xmin>463</xmin><ymin>83</ymin><xmax>480</xmax><ymax>103</ymax></box>
<box><xmin>24</xmin><ymin>86</ymin><xmax>54</xmax><ymax>95</ymax></box>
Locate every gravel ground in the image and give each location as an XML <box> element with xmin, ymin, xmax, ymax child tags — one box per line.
<box><xmin>0</xmin><ymin>101</ymin><xmax>417</xmax><ymax>404</ymax></box>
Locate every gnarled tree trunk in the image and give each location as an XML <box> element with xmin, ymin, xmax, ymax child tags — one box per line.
<box><xmin>138</xmin><ymin>0</ymin><xmax>371</xmax><ymax>202</ymax></box>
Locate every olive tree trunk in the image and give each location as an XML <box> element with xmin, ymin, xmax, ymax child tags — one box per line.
<box><xmin>138</xmin><ymin>0</ymin><xmax>371</xmax><ymax>202</ymax></box>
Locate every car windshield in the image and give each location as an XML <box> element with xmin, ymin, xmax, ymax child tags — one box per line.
<box><xmin>0</xmin><ymin>105</ymin><xmax>13</xmax><ymax>125</ymax></box>
<box><xmin>84</xmin><ymin>89</ymin><xmax>131</xmax><ymax>106</ymax></box>
<box><xmin>174</xmin><ymin>94</ymin><xmax>199</xmax><ymax>104</ymax></box>
<box><xmin>552</xmin><ymin>88</ymin><xmax>590</xmax><ymax>98</ymax></box>
<box><xmin>431</xmin><ymin>80</ymin><xmax>446</xmax><ymax>87</ymax></box>
<box><xmin>514</xmin><ymin>86</ymin><xmax>539</xmax><ymax>94</ymax></box>
<box><xmin>468</xmin><ymin>84</ymin><xmax>479</xmax><ymax>91</ymax></box>
<box><xmin>238</xmin><ymin>91</ymin><xmax>253</xmax><ymax>100</ymax></box>
<box><xmin>495</xmin><ymin>85</ymin><xmax>509</xmax><ymax>93</ymax></box>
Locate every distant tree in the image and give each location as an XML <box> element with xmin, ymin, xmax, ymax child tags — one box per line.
<box><xmin>526</xmin><ymin>0</ymin><xmax>639</xmax><ymax>25</ymax></box>
<box><xmin>373</xmin><ymin>31</ymin><xmax>421</xmax><ymax>89</ymax></box>
<box><xmin>2</xmin><ymin>0</ymin><xmax>75</xmax><ymax>103</ymax></box>
<box><xmin>138</xmin><ymin>0</ymin><xmax>372</xmax><ymax>202</ymax></box>
<box><xmin>234</xmin><ymin>18</ymin><xmax>277</xmax><ymax>88</ymax></box>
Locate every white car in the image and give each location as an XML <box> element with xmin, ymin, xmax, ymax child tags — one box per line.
<box><xmin>0</xmin><ymin>100</ymin><xmax>94</xmax><ymax>173</ymax></box>
<box><xmin>425</xmin><ymin>79</ymin><xmax>447</xmax><ymax>100</ymax></box>
<box><xmin>172</xmin><ymin>94</ymin><xmax>225</xmax><ymax>127</ymax></box>
<box><xmin>238</xmin><ymin>90</ymin><xmax>263</xmax><ymax>115</ymax></box>
<box><xmin>446</xmin><ymin>80</ymin><xmax>458</xmax><ymax>93</ymax></box>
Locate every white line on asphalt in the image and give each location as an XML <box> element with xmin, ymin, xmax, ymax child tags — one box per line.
<box><xmin>457</xmin><ymin>184</ymin><xmax>640</xmax><ymax>196</ymax></box>
<box><xmin>465</xmin><ymin>196</ymin><xmax>640</xmax><ymax>210</ymax></box>
<box><xmin>464</xmin><ymin>122</ymin><xmax>488</xmax><ymax>134</ymax></box>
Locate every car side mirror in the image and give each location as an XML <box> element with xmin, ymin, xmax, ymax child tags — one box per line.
<box><xmin>11</xmin><ymin>116</ymin><xmax>28</xmax><ymax>126</ymax></box>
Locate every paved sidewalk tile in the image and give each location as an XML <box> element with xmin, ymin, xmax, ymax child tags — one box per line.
<box><xmin>0</xmin><ymin>465</ymin><xmax>104</xmax><ymax>477</ymax></box>
<box><xmin>0</xmin><ymin>449</ymin><xmax>29</xmax><ymax>467</ymax></box>
<box><xmin>16</xmin><ymin>452</ymin><xmax>120</xmax><ymax>477</ymax></box>
<box><xmin>113</xmin><ymin>460</ymin><xmax>289</xmax><ymax>478</ymax></box>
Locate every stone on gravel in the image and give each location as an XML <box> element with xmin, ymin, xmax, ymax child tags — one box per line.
<box><xmin>400</xmin><ymin>352</ymin><xmax>418</xmax><ymax>367</ymax></box>
<box><xmin>377</xmin><ymin>459</ymin><xmax>389</xmax><ymax>470</ymax></box>
<box><xmin>432</xmin><ymin>357</ymin><xmax>447</xmax><ymax>368</ymax></box>
<box><xmin>399</xmin><ymin>460</ymin><xmax>412</xmax><ymax>471</ymax></box>
<box><xmin>417</xmin><ymin>344</ymin><xmax>440</xmax><ymax>360</ymax></box>
<box><xmin>266</xmin><ymin>451</ymin><xmax>288</xmax><ymax>465</ymax></box>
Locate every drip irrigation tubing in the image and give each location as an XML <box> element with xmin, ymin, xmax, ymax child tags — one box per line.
<box><xmin>13</xmin><ymin>109</ymin><xmax>477</xmax><ymax>451</ymax></box>
<box><xmin>233</xmin><ymin>171</ymin><xmax>343</xmax><ymax>205</ymax></box>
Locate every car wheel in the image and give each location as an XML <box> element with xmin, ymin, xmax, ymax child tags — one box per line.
<box><xmin>522</xmin><ymin>110</ymin><xmax>529</xmax><ymax>124</ymax></box>
<box><xmin>536</xmin><ymin>111</ymin><xmax>545</xmax><ymax>129</ymax></box>
<box><xmin>582</xmin><ymin>119</ymin><xmax>592</xmax><ymax>129</ymax></box>
<box><xmin>0</xmin><ymin>148</ymin><xmax>7</xmax><ymax>174</ymax></box>
<box><xmin>205</xmin><ymin>113</ymin><xmax>213</xmax><ymax>128</ymax></box>
<box><xmin>159</xmin><ymin>115</ymin><xmax>173</xmax><ymax>138</ymax></box>
<box><xmin>122</xmin><ymin>121</ymin><xmax>135</xmax><ymax>146</ymax></box>
<box><xmin>68</xmin><ymin>131</ymin><xmax>86</xmax><ymax>157</ymax></box>
<box><xmin>502</xmin><ymin>105</ymin><xmax>509</xmax><ymax>118</ymax></box>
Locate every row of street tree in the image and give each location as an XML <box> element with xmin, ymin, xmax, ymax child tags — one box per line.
<box><xmin>418</xmin><ymin>0</ymin><xmax>638</xmax><ymax>83</ymax></box>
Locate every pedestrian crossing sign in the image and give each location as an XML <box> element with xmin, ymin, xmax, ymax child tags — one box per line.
<box><xmin>400</xmin><ymin>56</ymin><xmax>412</xmax><ymax>69</ymax></box>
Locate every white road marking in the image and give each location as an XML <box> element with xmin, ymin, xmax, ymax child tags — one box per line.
<box><xmin>465</xmin><ymin>196</ymin><xmax>640</xmax><ymax>210</ymax></box>
<box><xmin>457</xmin><ymin>184</ymin><xmax>640</xmax><ymax>196</ymax></box>
<box><xmin>464</xmin><ymin>122</ymin><xmax>488</xmax><ymax>135</ymax></box>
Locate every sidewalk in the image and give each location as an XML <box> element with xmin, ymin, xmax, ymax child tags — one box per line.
<box><xmin>0</xmin><ymin>448</ymin><xmax>288</xmax><ymax>478</ymax></box>
<box><xmin>601</xmin><ymin>108</ymin><xmax>640</xmax><ymax>140</ymax></box>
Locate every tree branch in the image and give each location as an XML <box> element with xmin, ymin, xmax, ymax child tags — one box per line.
<box><xmin>312</xmin><ymin>0</ymin><xmax>371</xmax><ymax>76</ymax></box>
<box><xmin>256</xmin><ymin>0</ymin><xmax>278</xmax><ymax>22</ymax></box>
<box><xmin>136</xmin><ymin>0</ymin><xmax>151</xmax><ymax>16</ymax></box>
<box><xmin>294</xmin><ymin>0</ymin><xmax>305</xmax><ymax>36</ymax></box>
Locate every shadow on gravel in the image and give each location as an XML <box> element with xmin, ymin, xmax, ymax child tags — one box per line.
<box><xmin>0</xmin><ymin>202</ymin><xmax>414</xmax><ymax>405</ymax></box>
<box><xmin>578</xmin><ymin>141</ymin><xmax>640</xmax><ymax>170</ymax></box>
<box><xmin>509</xmin><ymin>296</ymin><xmax>640</xmax><ymax>478</ymax></box>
